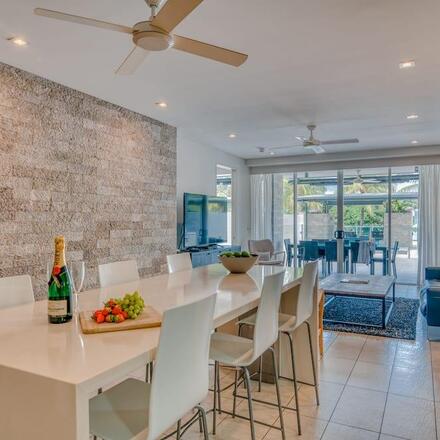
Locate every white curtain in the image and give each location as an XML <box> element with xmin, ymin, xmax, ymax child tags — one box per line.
<box><xmin>250</xmin><ymin>174</ymin><xmax>273</xmax><ymax>241</ymax></box>
<box><xmin>418</xmin><ymin>165</ymin><xmax>440</xmax><ymax>283</ymax></box>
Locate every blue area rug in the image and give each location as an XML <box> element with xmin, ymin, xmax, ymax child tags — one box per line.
<box><xmin>323</xmin><ymin>296</ymin><xmax>419</xmax><ymax>340</ymax></box>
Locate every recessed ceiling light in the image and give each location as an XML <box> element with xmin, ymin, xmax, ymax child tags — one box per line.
<box><xmin>7</xmin><ymin>37</ymin><xmax>28</xmax><ymax>47</ymax></box>
<box><xmin>228</xmin><ymin>133</ymin><xmax>237</xmax><ymax>139</ymax></box>
<box><xmin>399</xmin><ymin>60</ymin><xmax>415</xmax><ymax>69</ymax></box>
<box><xmin>269</xmin><ymin>151</ymin><xmax>275</xmax><ymax>156</ymax></box>
<box><xmin>406</xmin><ymin>114</ymin><xmax>419</xmax><ymax>120</ymax></box>
<box><xmin>155</xmin><ymin>101</ymin><xmax>167</xmax><ymax>108</ymax></box>
<box><xmin>411</xmin><ymin>140</ymin><xmax>419</xmax><ymax>144</ymax></box>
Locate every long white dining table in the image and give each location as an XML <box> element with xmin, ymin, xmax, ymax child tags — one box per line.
<box><xmin>0</xmin><ymin>263</ymin><xmax>319</xmax><ymax>440</ymax></box>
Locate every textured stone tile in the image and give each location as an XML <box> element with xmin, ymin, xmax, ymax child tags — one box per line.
<box><xmin>0</xmin><ymin>62</ymin><xmax>176</xmax><ymax>299</ymax></box>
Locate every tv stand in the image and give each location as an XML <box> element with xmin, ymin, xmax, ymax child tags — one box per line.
<box><xmin>184</xmin><ymin>245</ymin><xmax>241</xmax><ymax>268</ymax></box>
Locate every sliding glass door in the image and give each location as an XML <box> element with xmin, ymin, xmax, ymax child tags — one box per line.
<box><xmin>278</xmin><ymin>166</ymin><xmax>419</xmax><ymax>285</ymax></box>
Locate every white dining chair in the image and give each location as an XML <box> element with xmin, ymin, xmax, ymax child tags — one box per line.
<box><xmin>98</xmin><ymin>260</ymin><xmax>139</xmax><ymax>288</ymax></box>
<box><xmin>167</xmin><ymin>253</ymin><xmax>192</xmax><ymax>273</ymax></box>
<box><xmin>237</xmin><ymin>260</ymin><xmax>319</xmax><ymax>435</ymax></box>
<box><xmin>89</xmin><ymin>294</ymin><xmax>216</xmax><ymax>440</ymax></box>
<box><xmin>0</xmin><ymin>275</ymin><xmax>34</xmax><ymax>309</ymax></box>
<box><xmin>210</xmin><ymin>270</ymin><xmax>286</xmax><ymax>440</ymax></box>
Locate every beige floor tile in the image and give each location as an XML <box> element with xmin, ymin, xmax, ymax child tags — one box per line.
<box><xmin>255</xmin><ymin>379</ymin><xmax>296</xmax><ymax>406</ymax></box>
<box><xmin>358</xmin><ymin>337</ymin><xmax>397</xmax><ymax>365</ymax></box>
<box><xmin>433</xmin><ymin>367</ymin><xmax>440</xmax><ymax>401</ymax></box>
<box><xmin>210</xmin><ymin>416</ymin><xmax>270</xmax><ymax>440</ymax></box>
<box><xmin>389</xmin><ymin>364</ymin><xmax>434</xmax><ymax>401</ymax></box>
<box><xmin>331</xmin><ymin>386</ymin><xmax>387</xmax><ymax>432</ymax></box>
<box><xmin>381</xmin><ymin>393</ymin><xmax>436</xmax><ymax>440</ymax></box>
<box><xmin>379</xmin><ymin>435</ymin><xmax>407</xmax><ymax>440</ymax></box>
<box><xmin>326</xmin><ymin>334</ymin><xmax>367</xmax><ymax>360</ymax></box>
<box><xmin>322</xmin><ymin>422</ymin><xmax>379</xmax><ymax>440</ymax></box>
<box><xmin>347</xmin><ymin>360</ymin><xmax>393</xmax><ymax>392</ymax></box>
<box><xmin>297</xmin><ymin>380</ymin><xmax>344</xmax><ymax>421</ymax></box>
<box><xmin>236</xmin><ymin>398</ymin><xmax>283</xmax><ymax>426</ymax></box>
<box><xmin>264</xmin><ymin>415</ymin><xmax>327</xmax><ymax>440</ymax></box>
<box><xmin>320</xmin><ymin>356</ymin><xmax>356</xmax><ymax>385</ymax></box>
<box><xmin>394</xmin><ymin>340</ymin><xmax>431</xmax><ymax>369</ymax></box>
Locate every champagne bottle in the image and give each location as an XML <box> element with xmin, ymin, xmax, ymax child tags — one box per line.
<box><xmin>48</xmin><ymin>236</ymin><xmax>73</xmax><ymax>324</ymax></box>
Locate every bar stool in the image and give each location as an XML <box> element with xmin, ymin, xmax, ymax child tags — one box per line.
<box><xmin>237</xmin><ymin>261</ymin><xmax>319</xmax><ymax>435</ymax></box>
<box><xmin>167</xmin><ymin>253</ymin><xmax>192</xmax><ymax>273</ymax></box>
<box><xmin>89</xmin><ymin>295</ymin><xmax>216</xmax><ymax>440</ymax></box>
<box><xmin>98</xmin><ymin>259</ymin><xmax>139</xmax><ymax>288</ymax></box>
<box><xmin>209</xmin><ymin>270</ymin><xmax>286</xmax><ymax>440</ymax></box>
<box><xmin>0</xmin><ymin>275</ymin><xmax>34</xmax><ymax>308</ymax></box>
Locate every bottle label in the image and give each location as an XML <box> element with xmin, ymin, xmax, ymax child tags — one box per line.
<box><xmin>48</xmin><ymin>300</ymin><xmax>68</xmax><ymax>317</ymax></box>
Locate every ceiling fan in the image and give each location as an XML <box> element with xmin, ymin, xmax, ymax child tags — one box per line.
<box><xmin>34</xmin><ymin>0</ymin><xmax>248</xmax><ymax>75</ymax></box>
<box><xmin>268</xmin><ymin>124</ymin><xmax>359</xmax><ymax>155</ymax></box>
<box><xmin>352</xmin><ymin>170</ymin><xmax>380</xmax><ymax>184</ymax></box>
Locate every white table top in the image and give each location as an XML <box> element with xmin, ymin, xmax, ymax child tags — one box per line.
<box><xmin>0</xmin><ymin>264</ymin><xmax>302</xmax><ymax>386</ymax></box>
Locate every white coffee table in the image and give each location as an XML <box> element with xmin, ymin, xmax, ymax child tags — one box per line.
<box><xmin>320</xmin><ymin>274</ymin><xmax>396</xmax><ymax>329</ymax></box>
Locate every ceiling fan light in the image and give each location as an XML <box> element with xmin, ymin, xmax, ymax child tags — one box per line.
<box><xmin>399</xmin><ymin>60</ymin><xmax>415</xmax><ymax>69</ymax></box>
<box><xmin>7</xmin><ymin>37</ymin><xmax>28</xmax><ymax>46</ymax></box>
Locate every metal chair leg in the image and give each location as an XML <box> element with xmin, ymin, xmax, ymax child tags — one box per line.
<box><xmin>242</xmin><ymin>367</ymin><xmax>256</xmax><ymax>440</ymax></box>
<box><xmin>258</xmin><ymin>356</ymin><xmax>263</xmax><ymax>392</ymax></box>
<box><xmin>212</xmin><ymin>361</ymin><xmax>218</xmax><ymax>434</ymax></box>
<box><xmin>305</xmin><ymin>321</ymin><xmax>320</xmax><ymax>405</ymax></box>
<box><xmin>176</xmin><ymin>420</ymin><xmax>181</xmax><ymax>440</ymax></box>
<box><xmin>286</xmin><ymin>332</ymin><xmax>302</xmax><ymax>435</ymax></box>
<box><xmin>232</xmin><ymin>368</ymin><xmax>239</xmax><ymax>417</ymax></box>
<box><xmin>195</xmin><ymin>405</ymin><xmax>209</xmax><ymax>440</ymax></box>
<box><xmin>269</xmin><ymin>347</ymin><xmax>286</xmax><ymax>440</ymax></box>
<box><xmin>217</xmin><ymin>363</ymin><xmax>222</xmax><ymax>414</ymax></box>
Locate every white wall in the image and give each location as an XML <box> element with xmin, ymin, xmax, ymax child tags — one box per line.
<box><xmin>177</xmin><ymin>135</ymin><xmax>251</xmax><ymax>249</ymax></box>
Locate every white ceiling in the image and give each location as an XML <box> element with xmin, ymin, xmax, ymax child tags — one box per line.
<box><xmin>2</xmin><ymin>0</ymin><xmax>440</xmax><ymax>159</ymax></box>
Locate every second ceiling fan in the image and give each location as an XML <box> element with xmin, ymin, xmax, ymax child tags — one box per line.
<box><xmin>268</xmin><ymin>124</ymin><xmax>359</xmax><ymax>155</ymax></box>
<box><xmin>34</xmin><ymin>0</ymin><xmax>248</xmax><ymax>74</ymax></box>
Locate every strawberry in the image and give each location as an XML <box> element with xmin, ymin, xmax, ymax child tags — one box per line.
<box><xmin>112</xmin><ymin>305</ymin><xmax>123</xmax><ymax>315</ymax></box>
<box><xmin>102</xmin><ymin>307</ymin><xmax>111</xmax><ymax>317</ymax></box>
<box><xmin>95</xmin><ymin>313</ymin><xmax>105</xmax><ymax>324</ymax></box>
<box><xmin>117</xmin><ymin>313</ymin><xmax>125</xmax><ymax>323</ymax></box>
<box><xmin>122</xmin><ymin>310</ymin><xmax>128</xmax><ymax>319</ymax></box>
<box><xmin>105</xmin><ymin>315</ymin><xmax>113</xmax><ymax>323</ymax></box>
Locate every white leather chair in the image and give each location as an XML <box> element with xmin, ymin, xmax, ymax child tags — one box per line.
<box><xmin>167</xmin><ymin>253</ymin><xmax>192</xmax><ymax>273</ymax></box>
<box><xmin>210</xmin><ymin>270</ymin><xmax>286</xmax><ymax>440</ymax></box>
<box><xmin>98</xmin><ymin>260</ymin><xmax>139</xmax><ymax>288</ymax></box>
<box><xmin>238</xmin><ymin>261</ymin><xmax>319</xmax><ymax>435</ymax></box>
<box><xmin>89</xmin><ymin>294</ymin><xmax>216</xmax><ymax>440</ymax></box>
<box><xmin>0</xmin><ymin>275</ymin><xmax>34</xmax><ymax>308</ymax></box>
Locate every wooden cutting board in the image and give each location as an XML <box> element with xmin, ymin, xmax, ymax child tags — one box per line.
<box><xmin>79</xmin><ymin>305</ymin><xmax>162</xmax><ymax>334</ymax></box>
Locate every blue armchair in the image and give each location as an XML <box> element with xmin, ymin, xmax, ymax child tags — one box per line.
<box><xmin>420</xmin><ymin>267</ymin><xmax>440</xmax><ymax>340</ymax></box>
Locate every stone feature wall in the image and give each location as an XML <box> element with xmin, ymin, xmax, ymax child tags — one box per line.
<box><xmin>0</xmin><ymin>63</ymin><xmax>176</xmax><ymax>299</ymax></box>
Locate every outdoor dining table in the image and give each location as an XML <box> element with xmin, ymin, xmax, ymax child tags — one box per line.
<box><xmin>291</xmin><ymin>241</ymin><xmax>389</xmax><ymax>275</ymax></box>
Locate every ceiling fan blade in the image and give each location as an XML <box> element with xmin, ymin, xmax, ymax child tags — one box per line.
<box><xmin>320</xmin><ymin>138</ymin><xmax>359</xmax><ymax>145</ymax></box>
<box><xmin>115</xmin><ymin>46</ymin><xmax>149</xmax><ymax>75</ymax></box>
<box><xmin>311</xmin><ymin>145</ymin><xmax>326</xmax><ymax>154</ymax></box>
<box><xmin>269</xmin><ymin>144</ymin><xmax>303</xmax><ymax>151</ymax></box>
<box><xmin>172</xmin><ymin>35</ymin><xmax>248</xmax><ymax>66</ymax></box>
<box><xmin>34</xmin><ymin>8</ymin><xmax>133</xmax><ymax>34</ymax></box>
<box><xmin>152</xmin><ymin>0</ymin><xmax>203</xmax><ymax>33</ymax></box>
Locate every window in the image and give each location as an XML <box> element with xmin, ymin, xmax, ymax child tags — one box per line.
<box><xmin>216</xmin><ymin>165</ymin><xmax>233</xmax><ymax>244</ymax></box>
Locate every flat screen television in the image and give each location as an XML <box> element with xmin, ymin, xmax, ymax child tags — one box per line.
<box><xmin>183</xmin><ymin>193</ymin><xmax>228</xmax><ymax>248</ymax></box>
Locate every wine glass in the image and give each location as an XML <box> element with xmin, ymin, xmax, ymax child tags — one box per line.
<box><xmin>68</xmin><ymin>261</ymin><xmax>85</xmax><ymax>314</ymax></box>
